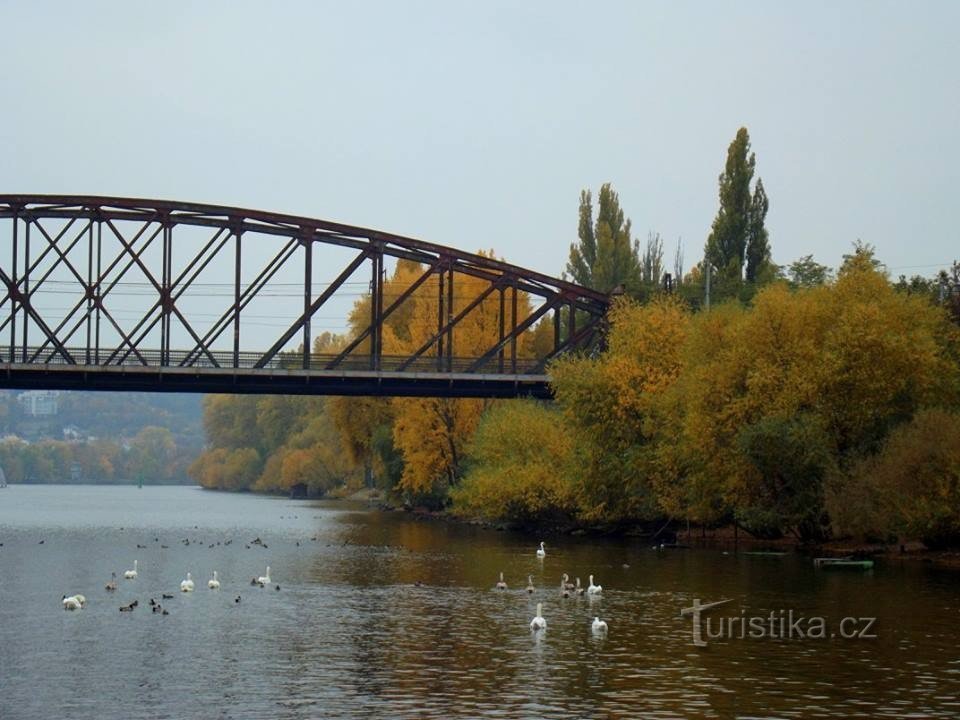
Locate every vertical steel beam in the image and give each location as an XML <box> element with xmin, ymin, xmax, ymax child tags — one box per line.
<box><xmin>369</xmin><ymin>249</ymin><xmax>383</xmax><ymax>371</ymax></box>
<box><xmin>510</xmin><ymin>281</ymin><xmax>518</xmax><ymax>373</ymax></box>
<box><xmin>9</xmin><ymin>211</ymin><xmax>17</xmax><ymax>362</ymax></box>
<box><xmin>160</xmin><ymin>222</ymin><xmax>171</xmax><ymax>366</ymax></box>
<box><xmin>95</xmin><ymin>219</ymin><xmax>102</xmax><ymax>364</ymax></box>
<box><xmin>22</xmin><ymin>219</ymin><xmax>30</xmax><ymax>362</ymax></box>
<box><xmin>302</xmin><ymin>239</ymin><xmax>312</xmax><ymax>370</ymax></box>
<box><xmin>233</xmin><ymin>225</ymin><xmax>242</xmax><ymax>369</ymax></box>
<box><xmin>497</xmin><ymin>286</ymin><xmax>505</xmax><ymax>373</ymax></box>
<box><xmin>85</xmin><ymin>220</ymin><xmax>93</xmax><ymax>364</ymax></box>
<box><xmin>445</xmin><ymin>266</ymin><xmax>454</xmax><ymax>371</ymax></box>
<box><xmin>436</xmin><ymin>266</ymin><xmax>445</xmax><ymax>371</ymax></box>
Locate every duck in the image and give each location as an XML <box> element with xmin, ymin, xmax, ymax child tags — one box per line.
<box><xmin>536</xmin><ymin>541</ymin><xmax>546</xmax><ymax>558</ymax></box>
<box><xmin>62</xmin><ymin>594</ymin><xmax>83</xmax><ymax>611</ymax></box>
<box><xmin>495</xmin><ymin>572</ymin><xmax>508</xmax><ymax>590</ymax></box>
<box><xmin>530</xmin><ymin>602</ymin><xmax>546</xmax><ymax>631</ymax></box>
<box><xmin>208</xmin><ymin>571</ymin><xmax>220</xmax><ymax>590</ymax></box>
<box><xmin>161</xmin><ymin>593</ymin><xmax>174</xmax><ymax>600</ymax></box>
<box><xmin>587</xmin><ymin>574</ymin><xmax>602</xmax><ymax>595</ymax></box>
<box><xmin>592</xmin><ymin>616</ymin><xmax>608</xmax><ymax>634</ymax></box>
<box><xmin>105</xmin><ymin>572</ymin><xmax>118</xmax><ymax>592</ymax></box>
<box><xmin>256</xmin><ymin>566</ymin><xmax>271</xmax><ymax>585</ymax></box>
<box><xmin>575</xmin><ymin>577</ymin><xmax>585</xmax><ymax>596</ymax></box>
<box><xmin>180</xmin><ymin>572</ymin><xmax>195</xmax><ymax>592</ymax></box>
<box><xmin>123</xmin><ymin>560</ymin><xmax>138</xmax><ymax>579</ymax></box>
<box><xmin>525</xmin><ymin>575</ymin><xmax>535</xmax><ymax>594</ymax></box>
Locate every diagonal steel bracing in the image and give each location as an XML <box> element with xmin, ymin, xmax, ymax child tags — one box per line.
<box><xmin>0</xmin><ymin>195</ymin><xmax>612</xmax><ymax>398</ymax></box>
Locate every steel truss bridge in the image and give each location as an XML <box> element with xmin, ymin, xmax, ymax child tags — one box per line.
<box><xmin>0</xmin><ymin>196</ymin><xmax>610</xmax><ymax>398</ymax></box>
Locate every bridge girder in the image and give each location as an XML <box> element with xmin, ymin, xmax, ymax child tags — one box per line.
<box><xmin>0</xmin><ymin>195</ymin><xmax>609</xmax><ymax>397</ymax></box>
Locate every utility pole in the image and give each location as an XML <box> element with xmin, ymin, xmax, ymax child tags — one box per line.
<box><xmin>705</xmin><ymin>263</ymin><xmax>711</xmax><ymax>311</ymax></box>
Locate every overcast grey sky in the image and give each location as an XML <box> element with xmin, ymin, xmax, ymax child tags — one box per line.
<box><xmin>2</xmin><ymin>1</ymin><xmax>957</xmax><ymax>292</ymax></box>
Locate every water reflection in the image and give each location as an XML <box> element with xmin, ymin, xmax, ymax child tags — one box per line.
<box><xmin>1</xmin><ymin>486</ymin><xmax>959</xmax><ymax>718</ymax></box>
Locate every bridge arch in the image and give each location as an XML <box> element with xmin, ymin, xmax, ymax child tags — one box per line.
<box><xmin>0</xmin><ymin>195</ymin><xmax>609</xmax><ymax>397</ymax></box>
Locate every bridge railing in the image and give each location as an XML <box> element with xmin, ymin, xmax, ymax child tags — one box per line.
<box><xmin>0</xmin><ymin>346</ymin><xmax>547</xmax><ymax>375</ymax></box>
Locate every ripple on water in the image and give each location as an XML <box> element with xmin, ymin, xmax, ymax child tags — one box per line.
<box><xmin>2</xmin><ymin>486</ymin><xmax>960</xmax><ymax>719</ymax></box>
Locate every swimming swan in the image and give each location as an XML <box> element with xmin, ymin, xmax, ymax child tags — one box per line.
<box><xmin>123</xmin><ymin>560</ymin><xmax>138</xmax><ymax>579</ymax></box>
<box><xmin>62</xmin><ymin>594</ymin><xmax>83</xmax><ymax>610</ymax></box>
<box><xmin>592</xmin><ymin>617</ymin><xmax>608</xmax><ymax>633</ymax></box>
<box><xmin>257</xmin><ymin>566</ymin><xmax>271</xmax><ymax>585</ymax></box>
<box><xmin>180</xmin><ymin>572</ymin><xmax>195</xmax><ymax>592</ymax></box>
<box><xmin>575</xmin><ymin>577</ymin><xmax>585</xmax><ymax>595</ymax></box>
<box><xmin>208</xmin><ymin>571</ymin><xmax>220</xmax><ymax>590</ymax></box>
<box><xmin>526</xmin><ymin>575</ymin><xmax>535</xmax><ymax>593</ymax></box>
<box><xmin>530</xmin><ymin>602</ymin><xmax>546</xmax><ymax>631</ymax></box>
<box><xmin>536</xmin><ymin>541</ymin><xmax>546</xmax><ymax>558</ymax></box>
<box><xmin>587</xmin><ymin>574</ymin><xmax>602</xmax><ymax>595</ymax></box>
<box><xmin>496</xmin><ymin>572</ymin><xmax>507</xmax><ymax>590</ymax></box>
<box><xmin>105</xmin><ymin>572</ymin><xmax>118</xmax><ymax>591</ymax></box>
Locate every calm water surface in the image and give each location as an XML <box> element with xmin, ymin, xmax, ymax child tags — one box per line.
<box><xmin>1</xmin><ymin>485</ymin><xmax>959</xmax><ymax>719</ymax></box>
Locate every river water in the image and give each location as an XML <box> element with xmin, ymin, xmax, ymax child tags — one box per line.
<box><xmin>0</xmin><ymin>485</ymin><xmax>958</xmax><ymax>719</ymax></box>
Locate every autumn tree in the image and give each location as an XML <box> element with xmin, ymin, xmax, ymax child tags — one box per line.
<box><xmin>787</xmin><ymin>255</ymin><xmax>831</xmax><ymax>288</ymax></box>
<box><xmin>551</xmin><ymin>296</ymin><xmax>689</xmax><ymax>522</ymax></box>
<box><xmin>567</xmin><ymin>184</ymin><xmax>642</xmax><ymax>294</ymax></box>
<box><xmin>452</xmin><ymin>400</ymin><xmax>578</xmax><ymax>526</ymax></box>
<box><xmin>704</xmin><ymin>128</ymin><xmax>773</xmax><ymax>294</ymax></box>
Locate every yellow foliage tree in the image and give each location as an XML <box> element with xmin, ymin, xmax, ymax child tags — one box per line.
<box><xmin>551</xmin><ymin>295</ymin><xmax>689</xmax><ymax>522</ymax></box>
<box><xmin>452</xmin><ymin>400</ymin><xmax>578</xmax><ymax>525</ymax></box>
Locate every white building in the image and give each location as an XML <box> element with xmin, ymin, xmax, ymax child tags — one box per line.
<box><xmin>17</xmin><ymin>390</ymin><xmax>60</xmax><ymax>417</ymax></box>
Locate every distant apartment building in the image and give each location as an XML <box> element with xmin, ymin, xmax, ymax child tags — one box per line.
<box><xmin>17</xmin><ymin>390</ymin><xmax>60</xmax><ymax>417</ymax></box>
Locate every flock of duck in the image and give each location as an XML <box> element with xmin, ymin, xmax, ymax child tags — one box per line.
<box><xmin>61</xmin><ymin>560</ymin><xmax>278</xmax><ymax>614</ymax></box>
<box><xmin>518</xmin><ymin>541</ymin><xmax>608</xmax><ymax>635</ymax></box>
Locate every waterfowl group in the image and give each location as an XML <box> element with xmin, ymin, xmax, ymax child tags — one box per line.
<box><xmin>60</xmin><ymin>561</ymin><xmax>278</xmax><ymax>614</ymax></box>
<box><xmin>495</xmin><ymin>543</ymin><xmax>610</xmax><ymax>636</ymax></box>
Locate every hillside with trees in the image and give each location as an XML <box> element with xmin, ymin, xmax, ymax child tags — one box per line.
<box><xmin>188</xmin><ymin>127</ymin><xmax>960</xmax><ymax>547</ymax></box>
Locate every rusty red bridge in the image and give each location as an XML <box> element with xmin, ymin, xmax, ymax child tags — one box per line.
<box><xmin>0</xmin><ymin>196</ymin><xmax>609</xmax><ymax>398</ymax></box>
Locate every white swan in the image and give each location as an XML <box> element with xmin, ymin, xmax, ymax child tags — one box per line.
<box><xmin>592</xmin><ymin>616</ymin><xmax>608</xmax><ymax>633</ymax></box>
<box><xmin>560</xmin><ymin>576</ymin><xmax>570</xmax><ymax>598</ymax></box>
<box><xmin>208</xmin><ymin>571</ymin><xmax>220</xmax><ymax>590</ymax></box>
<box><xmin>587</xmin><ymin>574</ymin><xmax>602</xmax><ymax>595</ymax></box>
<box><xmin>257</xmin><ymin>566</ymin><xmax>271</xmax><ymax>585</ymax></box>
<box><xmin>62</xmin><ymin>594</ymin><xmax>82</xmax><ymax>610</ymax></box>
<box><xmin>562</xmin><ymin>573</ymin><xmax>575</xmax><ymax>591</ymax></box>
<box><xmin>536</xmin><ymin>541</ymin><xmax>546</xmax><ymax>558</ymax></box>
<box><xmin>495</xmin><ymin>572</ymin><xmax>507</xmax><ymax>590</ymax></box>
<box><xmin>525</xmin><ymin>575</ymin><xmax>535</xmax><ymax>594</ymax></box>
<box><xmin>180</xmin><ymin>572</ymin><xmax>195</xmax><ymax>592</ymax></box>
<box><xmin>530</xmin><ymin>602</ymin><xmax>546</xmax><ymax>631</ymax></box>
<box><xmin>123</xmin><ymin>560</ymin><xmax>138</xmax><ymax>579</ymax></box>
<box><xmin>575</xmin><ymin>577</ymin><xmax>585</xmax><ymax>595</ymax></box>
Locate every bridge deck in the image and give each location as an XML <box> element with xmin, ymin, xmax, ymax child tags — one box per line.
<box><xmin>0</xmin><ymin>348</ymin><xmax>551</xmax><ymax>398</ymax></box>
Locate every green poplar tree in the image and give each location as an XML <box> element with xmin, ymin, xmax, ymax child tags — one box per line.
<box><xmin>567</xmin><ymin>183</ymin><xmax>641</xmax><ymax>294</ymax></box>
<box><xmin>705</xmin><ymin>128</ymin><xmax>773</xmax><ymax>290</ymax></box>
